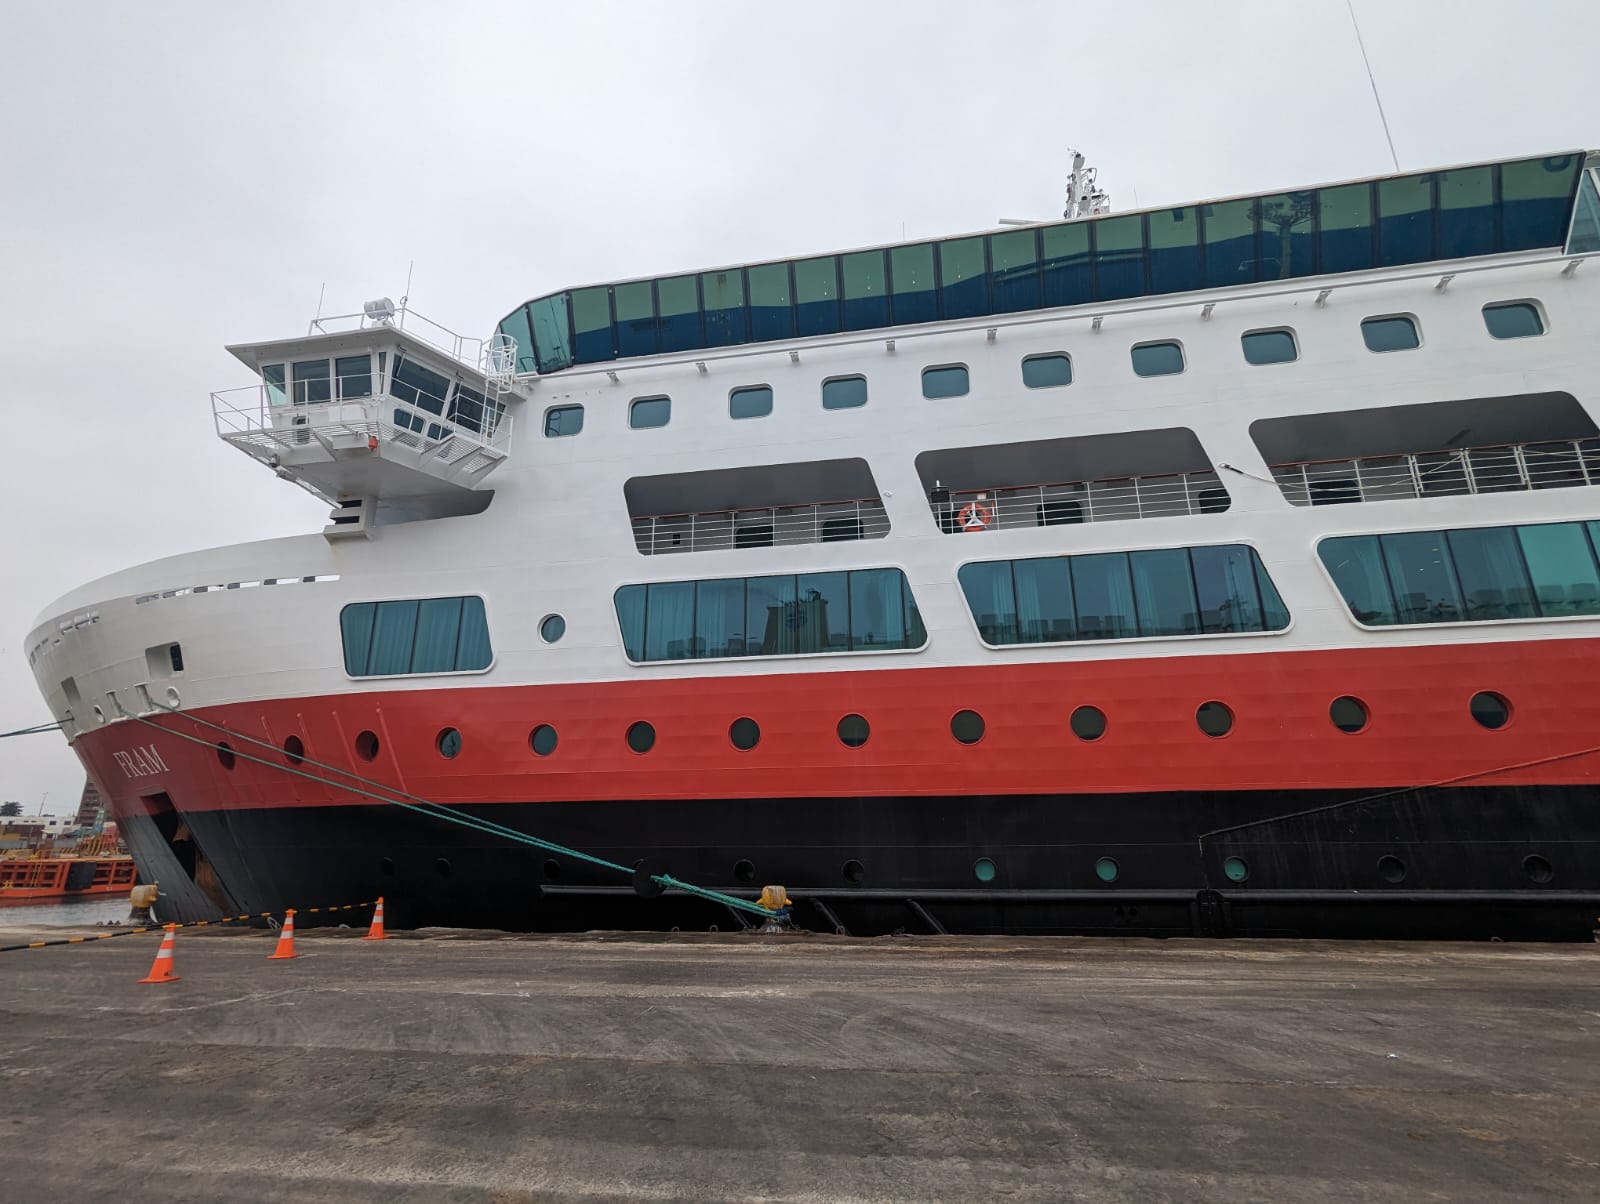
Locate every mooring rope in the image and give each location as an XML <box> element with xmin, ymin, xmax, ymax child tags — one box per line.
<box><xmin>112</xmin><ymin>700</ymin><xmax>774</xmax><ymax>918</ymax></box>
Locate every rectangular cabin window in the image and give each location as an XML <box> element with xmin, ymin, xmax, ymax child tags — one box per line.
<box><xmin>730</xmin><ymin>385</ymin><xmax>773</xmax><ymax>419</ymax></box>
<box><xmin>1518</xmin><ymin>523</ymin><xmax>1600</xmax><ymax>615</ymax></box>
<box><xmin>1131</xmin><ymin>341</ymin><xmax>1185</xmax><ymax>377</ymax></box>
<box><xmin>1202</xmin><ymin>198</ymin><xmax>1258</xmax><ymax>287</ymax></box>
<box><xmin>340</xmin><ymin>597</ymin><xmax>492</xmax><ymax>676</ymax></box>
<box><xmin>841</xmin><ymin>251</ymin><xmax>889</xmax><ymax>330</ymax></box>
<box><xmin>822</xmin><ymin>375</ymin><xmax>867</xmax><ymax>410</ymax></box>
<box><xmin>1021</xmin><ymin>353</ymin><xmax>1072</xmax><ymax>388</ymax></box>
<box><xmin>702</xmin><ymin>270</ymin><xmax>745</xmax><ymax>347</ymax></box>
<box><xmin>656</xmin><ymin>275</ymin><xmax>701</xmax><ymax>353</ymax></box>
<box><xmin>989</xmin><ymin>229</ymin><xmax>1041</xmax><ymax>314</ymax></box>
<box><xmin>263</xmin><ymin>364</ymin><xmax>287</xmax><ymax>407</ymax></box>
<box><xmin>1482</xmin><ymin>301</ymin><xmax>1545</xmax><ymax>339</ymax></box>
<box><xmin>747</xmin><ymin>262</ymin><xmax>794</xmax><ymax>342</ymax></box>
<box><xmin>793</xmin><ymin>256</ymin><xmax>841</xmax><ymax>336</ymax></box>
<box><xmin>543</xmin><ymin>404</ymin><xmax>584</xmax><ymax>437</ymax></box>
<box><xmin>292</xmin><ymin>359</ymin><xmax>331</xmax><ymax>405</ymax></box>
<box><xmin>1092</xmin><ymin>214</ymin><xmax>1145</xmax><ymax>301</ymax></box>
<box><xmin>938</xmin><ymin>236</ymin><xmax>989</xmax><ymax>319</ymax></box>
<box><xmin>629</xmin><ymin>396</ymin><xmax>671</xmax><ymax>430</ymax></box>
<box><xmin>1146</xmin><ymin>208</ymin><xmax>1202</xmax><ymax>294</ymax></box>
<box><xmin>921</xmin><ymin>365</ymin><xmax>970</xmax><ymax>399</ymax></box>
<box><xmin>335</xmin><ymin>354</ymin><xmax>371</xmax><ymax>400</ymax></box>
<box><xmin>448</xmin><ymin>384</ymin><xmax>497</xmax><ymax>436</ymax></box>
<box><xmin>1570</xmin><ymin>170</ymin><xmax>1600</xmax><ymax>254</ymax></box>
<box><xmin>1382</xmin><ymin>531</ymin><xmax>1463</xmax><ymax>623</ymax></box>
<box><xmin>614</xmin><ymin>280</ymin><xmax>658</xmax><ymax>358</ymax></box>
<box><xmin>571</xmin><ymin>286</ymin><xmax>614</xmax><ymax>364</ymax></box>
<box><xmin>889</xmin><ymin>244</ymin><xmax>938</xmax><ymax>325</ymax></box>
<box><xmin>1360</xmin><ymin>315</ymin><xmax>1420</xmax><ymax>352</ymax></box>
<box><xmin>1241</xmin><ymin>328</ymin><xmax>1298</xmax><ymax>365</ymax></box>
<box><xmin>1040</xmin><ymin>222</ymin><xmax>1092</xmax><ymax>308</ymax></box>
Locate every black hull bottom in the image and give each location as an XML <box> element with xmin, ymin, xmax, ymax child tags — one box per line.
<box><xmin>120</xmin><ymin>784</ymin><xmax>1600</xmax><ymax>941</ymax></box>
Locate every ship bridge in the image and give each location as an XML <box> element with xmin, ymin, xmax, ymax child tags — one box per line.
<box><xmin>212</xmin><ymin>302</ymin><xmax>521</xmax><ymax>538</ymax></box>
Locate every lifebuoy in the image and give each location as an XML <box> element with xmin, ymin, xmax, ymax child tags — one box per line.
<box><xmin>958</xmin><ymin>501</ymin><xmax>992</xmax><ymax>531</ymax></box>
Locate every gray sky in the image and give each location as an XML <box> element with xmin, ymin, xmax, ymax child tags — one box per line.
<box><xmin>1</xmin><ymin>0</ymin><xmax>1596</xmax><ymax>813</ymax></box>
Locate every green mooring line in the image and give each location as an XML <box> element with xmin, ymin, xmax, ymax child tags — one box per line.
<box><xmin>114</xmin><ymin>701</ymin><xmax>774</xmax><ymax>919</ymax></box>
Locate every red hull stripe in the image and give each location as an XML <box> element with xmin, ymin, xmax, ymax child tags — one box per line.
<box><xmin>78</xmin><ymin>638</ymin><xmax>1600</xmax><ymax>814</ymax></box>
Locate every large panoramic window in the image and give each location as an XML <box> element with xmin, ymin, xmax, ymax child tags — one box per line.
<box><xmin>958</xmin><ymin>545</ymin><xmax>1288</xmax><ymax>645</ymax></box>
<box><xmin>341</xmin><ymin>597</ymin><xmax>493</xmax><ymax>676</ymax></box>
<box><xmin>1319</xmin><ymin>520</ymin><xmax>1600</xmax><ymax>625</ymax></box>
<box><xmin>614</xmin><ymin>568</ymin><xmax>926</xmax><ymax>662</ymax></box>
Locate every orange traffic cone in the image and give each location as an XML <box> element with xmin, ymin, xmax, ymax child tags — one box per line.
<box><xmin>268</xmin><ymin>909</ymin><xmax>299</xmax><ymax>960</ymax></box>
<box><xmin>138</xmin><ymin>925</ymin><xmax>181</xmax><ymax>984</ymax></box>
<box><xmin>362</xmin><ymin>897</ymin><xmax>386</xmax><ymax>941</ymax></box>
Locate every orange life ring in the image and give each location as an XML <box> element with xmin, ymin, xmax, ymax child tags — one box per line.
<box><xmin>958</xmin><ymin>502</ymin><xmax>992</xmax><ymax>531</ymax></box>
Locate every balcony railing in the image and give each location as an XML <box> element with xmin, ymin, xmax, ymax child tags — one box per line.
<box><xmin>928</xmin><ymin>470</ymin><xmax>1229</xmax><ymax>533</ymax></box>
<box><xmin>632</xmin><ymin>498</ymin><xmax>890</xmax><ymax>555</ymax></box>
<box><xmin>1270</xmin><ymin>438</ymin><xmax>1600</xmax><ymax>507</ymax></box>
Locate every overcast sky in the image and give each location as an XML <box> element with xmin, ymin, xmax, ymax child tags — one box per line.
<box><xmin>1</xmin><ymin>0</ymin><xmax>1596</xmax><ymax>813</ymax></box>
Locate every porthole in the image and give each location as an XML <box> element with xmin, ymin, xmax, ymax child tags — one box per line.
<box><xmin>283</xmin><ymin>734</ymin><xmax>305</xmax><ymax>765</ymax></box>
<box><xmin>950</xmin><ymin>709</ymin><xmax>985</xmax><ymax>745</ymax></box>
<box><xmin>842</xmin><ymin>859</ymin><xmax>865</xmax><ymax>883</ymax></box>
<box><xmin>379</xmin><ymin>857</ymin><xmax>396</xmax><ymax>878</ymax></box>
<box><xmin>216</xmin><ymin>741</ymin><xmax>236</xmax><ymax>771</ymax></box>
<box><xmin>1094</xmin><ymin>856</ymin><xmax>1120</xmax><ymax>883</ymax></box>
<box><xmin>1377</xmin><ymin>855</ymin><xmax>1407</xmax><ymax>884</ymax></box>
<box><xmin>734</xmin><ymin>859</ymin><xmax>756</xmax><ymax>883</ymax></box>
<box><xmin>542</xmin><ymin>858</ymin><xmax>561</xmax><ymax>881</ymax></box>
<box><xmin>1329</xmin><ymin>696</ymin><xmax>1369</xmax><ymax>733</ymax></box>
<box><xmin>729</xmin><ymin>717</ymin><xmax>760</xmax><ymax>751</ymax></box>
<box><xmin>1470</xmin><ymin>691</ymin><xmax>1511</xmax><ymax>730</ymax></box>
<box><xmin>1223</xmin><ymin>856</ymin><xmax>1250</xmax><ymax>883</ymax></box>
<box><xmin>627</xmin><ymin>721</ymin><xmax>656</xmax><ymax>753</ymax></box>
<box><xmin>973</xmin><ymin>857</ymin><xmax>997</xmax><ymax>883</ymax></box>
<box><xmin>1195</xmin><ymin>701</ymin><xmax>1234</xmax><ymax>737</ymax></box>
<box><xmin>837</xmin><ymin>713</ymin><xmax>870</xmax><ymax>748</ymax></box>
<box><xmin>436</xmin><ymin>727</ymin><xmax>463</xmax><ymax>759</ymax></box>
<box><xmin>435</xmin><ymin>857</ymin><xmax>453</xmax><ymax>878</ymax></box>
<box><xmin>1523</xmin><ymin>854</ymin><xmax>1554</xmax><ymax>884</ymax></box>
<box><xmin>539</xmin><ymin>614</ymin><xmax>566</xmax><ymax>644</ymax></box>
<box><xmin>355</xmin><ymin>729</ymin><xmax>380</xmax><ymax>761</ymax></box>
<box><xmin>529</xmin><ymin>724</ymin><xmax>558</xmax><ymax>756</ymax></box>
<box><xmin>1070</xmin><ymin>705</ymin><xmax>1107</xmax><ymax>741</ymax></box>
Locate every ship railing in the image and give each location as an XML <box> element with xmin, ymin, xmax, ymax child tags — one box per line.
<box><xmin>1269</xmin><ymin>438</ymin><xmax>1600</xmax><ymax>507</ymax></box>
<box><xmin>632</xmin><ymin>497</ymin><xmax>891</xmax><ymax>555</ymax></box>
<box><xmin>307</xmin><ymin>302</ymin><xmax>491</xmax><ymax>369</ymax></box>
<box><xmin>927</xmin><ymin>469</ymin><xmax>1229</xmax><ymax>533</ymax></box>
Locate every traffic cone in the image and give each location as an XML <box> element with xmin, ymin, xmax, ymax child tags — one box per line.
<box><xmin>362</xmin><ymin>897</ymin><xmax>386</xmax><ymax>941</ymax></box>
<box><xmin>138</xmin><ymin>925</ymin><xmax>181</xmax><ymax>984</ymax></box>
<box><xmin>268</xmin><ymin>909</ymin><xmax>299</xmax><ymax>960</ymax></box>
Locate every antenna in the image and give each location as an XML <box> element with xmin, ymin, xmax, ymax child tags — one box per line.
<box><xmin>1346</xmin><ymin>0</ymin><xmax>1400</xmax><ymax>173</ymax></box>
<box><xmin>314</xmin><ymin>282</ymin><xmax>326</xmax><ymax>322</ymax></box>
<box><xmin>401</xmin><ymin>259</ymin><xmax>414</xmax><ymax>309</ymax></box>
<box><xmin>1063</xmin><ymin>150</ymin><xmax>1111</xmax><ymax>220</ymax></box>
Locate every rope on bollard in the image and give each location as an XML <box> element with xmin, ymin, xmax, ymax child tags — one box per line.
<box><xmin>0</xmin><ymin>900</ymin><xmax>374</xmax><ymax>954</ymax></box>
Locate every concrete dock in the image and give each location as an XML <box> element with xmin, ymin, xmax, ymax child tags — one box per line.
<box><xmin>1</xmin><ymin>926</ymin><xmax>1597</xmax><ymax>1202</ymax></box>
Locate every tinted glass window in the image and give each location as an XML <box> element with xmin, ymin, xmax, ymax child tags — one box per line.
<box><xmin>794</xmin><ymin>256</ymin><xmax>840</xmax><ymax>336</ymax></box>
<box><xmin>571</xmin><ymin>286</ymin><xmax>613</xmax><ymax>363</ymax></box>
<box><xmin>390</xmin><ymin>355</ymin><xmax>450</xmax><ymax>415</ymax></box>
<box><xmin>1319</xmin><ymin>183</ymin><xmax>1374</xmax><ymax>273</ymax></box>
<box><xmin>1437</xmin><ymin>166</ymin><xmax>1496</xmax><ymax>259</ymax></box>
<box><xmin>613</xmin><ymin>280</ymin><xmax>657</xmax><ymax>358</ymax></box>
<box><xmin>1255</xmin><ymin>192</ymin><xmax>1316</xmax><ymax>279</ymax></box>
<box><xmin>1129</xmin><ymin>548</ymin><xmax>1198</xmax><ymax>636</ymax></box>
<box><xmin>496</xmin><ymin>305</ymin><xmax>537</xmax><ymax>373</ymax></box>
<box><xmin>526</xmin><ymin>294</ymin><xmax>572</xmax><ymax>373</ymax></box>
<box><xmin>959</xmin><ymin>560</ymin><xmax>1019</xmax><ymax>646</ymax></box>
<box><xmin>1131</xmin><ymin>341</ymin><xmax>1184</xmax><ymax>377</ymax></box>
<box><xmin>335</xmin><ymin>354</ymin><xmax>371</xmax><ymax>399</ymax></box>
<box><xmin>989</xmin><ymin>229</ymin><xmax>1041</xmax><ymax>313</ymax></box>
<box><xmin>614</xmin><ymin>584</ymin><xmax>646</xmax><ymax>660</ymax></box>
<box><xmin>1448</xmin><ymin>527</ymin><xmax>1531</xmax><ymax>619</ymax></box>
<box><xmin>747</xmin><ymin>574</ymin><xmax>799</xmax><ymax>656</ymax></box>
<box><xmin>1011</xmin><ymin>556</ymin><xmax>1075</xmax><ymax>641</ymax></box>
<box><xmin>262</xmin><ymin>363</ymin><xmax>287</xmax><ymax>407</ymax></box>
<box><xmin>939</xmin><ymin>236</ymin><xmax>989</xmax><ymax>319</ymax></box>
<box><xmin>798</xmin><ymin>571</ymin><xmax>851</xmax><ymax>652</ymax></box>
<box><xmin>1093</xmin><ymin>214</ymin><xmax>1145</xmax><ymax>301</ymax></box>
<box><xmin>730</xmin><ymin>385</ymin><xmax>773</xmax><ymax>419</ymax></box>
<box><xmin>1021</xmin><ymin>354</ymin><xmax>1072</xmax><ymax>388</ymax></box>
<box><xmin>1202</xmin><ymin>198</ymin><xmax>1258</xmax><ymax>287</ymax></box>
<box><xmin>1570</xmin><ymin>170</ymin><xmax>1600</xmax><ymax>255</ymax></box>
<box><xmin>292</xmin><ymin>358</ymin><xmax>331</xmax><ymax>404</ymax></box>
<box><xmin>544</xmin><ymin>404</ymin><xmax>583</xmax><ymax>437</ymax></box>
<box><xmin>1040</xmin><ymin>223</ymin><xmax>1092</xmax><ymax>308</ymax></box>
<box><xmin>1318</xmin><ymin>535</ymin><xmax>1398</xmax><ymax>625</ymax></box>
<box><xmin>644</xmin><ymin>581</ymin><xmax>694</xmax><ymax>660</ymax></box>
<box><xmin>1361</xmin><ymin>316</ymin><xmax>1419</xmax><ymax>352</ymax></box>
<box><xmin>889</xmin><ymin>243</ymin><xmax>937</xmax><ymax>325</ymax></box>
<box><xmin>1146</xmin><ymin>208</ymin><xmax>1201</xmax><ymax>293</ymax></box>
<box><xmin>629</xmin><ymin>396</ymin><xmax>670</xmax><ymax>429</ymax></box>
<box><xmin>656</xmin><ymin>275</ymin><xmax>700</xmax><ymax>353</ymax></box>
<box><xmin>1241</xmin><ymin>329</ymin><xmax>1297</xmax><ymax>365</ymax></box>
<box><xmin>1501</xmin><ymin>155</ymin><xmax>1582</xmax><ymax>252</ymax></box>
<box><xmin>849</xmin><ymin>568</ymin><xmax>907</xmax><ymax>650</ymax></box>
<box><xmin>841</xmin><ymin>250</ymin><xmax>889</xmax><ymax>330</ymax></box>
<box><xmin>1382</xmin><ymin>531</ymin><xmax>1462</xmax><ymax>623</ymax></box>
<box><xmin>822</xmin><ymin>375</ymin><xmax>867</xmax><ymax>410</ymax></box>
<box><xmin>1070</xmin><ymin>553</ymin><xmax>1138</xmax><ymax>639</ymax></box>
<box><xmin>1482</xmin><ymin>302</ymin><xmax>1544</xmax><ymax>339</ymax></box>
<box><xmin>341</xmin><ymin>597</ymin><xmax>492</xmax><ymax>676</ymax></box>
<box><xmin>747</xmin><ymin>262</ymin><xmax>794</xmax><ymax>342</ymax></box>
<box><xmin>1516</xmin><ymin>523</ymin><xmax>1600</xmax><ymax>615</ymax></box>
<box><xmin>701</xmin><ymin>270</ymin><xmax>744</xmax><ymax>348</ymax></box>
<box><xmin>922</xmin><ymin>365</ymin><xmax>969</xmax><ymax>399</ymax></box>
<box><xmin>694</xmin><ymin>577</ymin><xmax>746</xmax><ymax>659</ymax></box>
<box><xmin>1377</xmin><ymin>174</ymin><xmax>1435</xmax><ymax>267</ymax></box>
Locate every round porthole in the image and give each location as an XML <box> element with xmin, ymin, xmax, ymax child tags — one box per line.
<box><xmin>1223</xmin><ymin>856</ymin><xmax>1250</xmax><ymax>883</ymax></box>
<box><xmin>539</xmin><ymin>614</ymin><xmax>566</xmax><ymax>644</ymax></box>
<box><xmin>734</xmin><ymin>859</ymin><xmax>756</xmax><ymax>883</ymax></box>
<box><xmin>1470</xmin><ymin>691</ymin><xmax>1511</xmax><ymax>730</ymax></box>
<box><xmin>1196</xmin><ymin>701</ymin><xmax>1234</xmax><ymax>737</ymax></box>
<box><xmin>437</xmin><ymin>727</ymin><xmax>462</xmax><ymax>759</ymax></box>
<box><xmin>842</xmin><ymin>859</ymin><xmax>865</xmax><ymax>884</ymax></box>
<box><xmin>435</xmin><ymin>857</ymin><xmax>453</xmax><ymax>878</ymax></box>
<box><xmin>973</xmin><ymin>857</ymin><xmax>997</xmax><ymax>883</ymax></box>
<box><xmin>729</xmin><ymin>717</ymin><xmax>760</xmax><ymax>751</ymax></box>
<box><xmin>1523</xmin><ymin>854</ymin><xmax>1554</xmax><ymax>884</ymax></box>
<box><xmin>1094</xmin><ymin>856</ymin><xmax>1120</xmax><ymax>883</ymax></box>
<box><xmin>379</xmin><ymin>857</ymin><xmax>396</xmax><ymax>878</ymax></box>
<box><xmin>627</xmin><ymin>721</ymin><xmax>656</xmax><ymax>753</ymax></box>
<box><xmin>1377</xmin><ymin>855</ymin><xmax>1407</xmax><ymax>884</ymax></box>
<box><xmin>837</xmin><ymin>713</ymin><xmax>870</xmax><ymax>748</ymax></box>
<box><xmin>542</xmin><ymin>858</ymin><xmax>561</xmax><ymax>881</ymax></box>
<box><xmin>1070</xmin><ymin>705</ymin><xmax>1107</xmax><ymax>741</ymax></box>
<box><xmin>1329</xmin><ymin>696</ymin><xmax>1369</xmax><ymax>733</ymax></box>
<box><xmin>529</xmin><ymin>724</ymin><xmax>558</xmax><ymax>756</ymax></box>
<box><xmin>283</xmin><ymin>734</ymin><xmax>305</xmax><ymax>765</ymax></box>
<box><xmin>216</xmin><ymin>741</ymin><xmax>236</xmax><ymax>771</ymax></box>
<box><xmin>355</xmin><ymin>730</ymin><xmax>380</xmax><ymax>761</ymax></box>
<box><xmin>950</xmin><ymin>709</ymin><xmax>985</xmax><ymax>745</ymax></box>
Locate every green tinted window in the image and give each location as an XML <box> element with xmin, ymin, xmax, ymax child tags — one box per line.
<box><xmin>1093</xmin><ymin>214</ymin><xmax>1145</xmax><ymax>300</ymax></box>
<box><xmin>989</xmin><ymin>228</ymin><xmax>1040</xmax><ymax>312</ymax></box>
<box><xmin>1202</xmin><ymin>198</ymin><xmax>1257</xmax><ymax>286</ymax></box>
<box><xmin>1438</xmin><ymin>166</ymin><xmax>1495</xmax><ymax>258</ymax></box>
<box><xmin>889</xmin><ymin>243</ymin><xmax>938</xmax><ymax>324</ymax></box>
<box><xmin>1319</xmin><ymin>183</ymin><xmax>1374</xmax><ymax>273</ymax></box>
<box><xmin>571</xmin><ymin>287</ymin><xmax>612</xmax><ymax>362</ymax></box>
<box><xmin>1377</xmin><ymin>174</ymin><xmax>1434</xmax><ymax>266</ymax></box>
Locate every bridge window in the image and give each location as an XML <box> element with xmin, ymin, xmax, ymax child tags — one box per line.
<box><xmin>922</xmin><ymin>365</ymin><xmax>970</xmax><ymax>399</ymax></box>
<box><xmin>613</xmin><ymin>280</ymin><xmax>656</xmax><ymax>358</ymax></box>
<box><xmin>1241</xmin><ymin>328</ymin><xmax>1298</xmax><ymax>365</ymax></box>
<box><xmin>747</xmin><ymin>262</ymin><xmax>794</xmax><ymax>342</ymax></box>
<box><xmin>702</xmin><ymin>270</ymin><xmax>745</xmax><ymax>347</ymax></box>
<box><xmin>614</xmin><ymin>568</ymin><xmax>926</xmax><ymax>663</ymax></box>
<box><xmin>657</xmin><ymin>275</ymin><xmax>700</xmax><ymax>353</ymax></box>
<box><xmin>572</xmin><ymin>287</ymin><xmax>614</xmax><ymax>364</ymax></box>
<box><xmin>390</xmin><ymin>354</ymin><xmax>451</xmax><ymax>434</ymax></box>
<box><xmin>1147</xmin><ymin>208</ymin><xmax>1202</xmax><ymax>294</ymax></box>
<box><xmin>842</xmin><ymin>251</ymin><xmax>889</xmax><ymax>330</ymax></box>
<box><xmin>889</xmin><ymin>244</ymin><xmax>938</xmax><ymax>325</ymax></box>
<box><xmin>1319</xmin><ymin>520</ymin><xmax>1600</xmax><ymax>626</ymax></box>
<box><xmin>822</xmin><ymin>375</ymin><xmax>867</xmax><ymax>410</ymax></box>
<box><xmin>543</xmin><ymin>404</ymin><xmax>584</xmax><ymax>437</ymax></box>
<box><xmin>1131</xmin><ymin>341</ymin><xmax>1184</xmax><ymax>377</ymax></box>
<box><xmin>263</xmin><ymin>364</ymin><xmax>287</xmax><ymax>407</ymax></box>
<box><xmin>794</xmin><ymin>256</ymin><xmax>841</xmax><ymax>337</ymax></box>
<box><xmin>1482</xmin><ymin>301</ymin><xmax>1545</xmax><ymax>340</ymax></box>
<box><xmin>1361</xmin><ymin>315</ymin><xmax>1420</xmax><ymax>353</ymax></box>
<box><xmin>335</xmin><ymin>354</ymin><xmax>372</xmax><ymax>400</ymax></box>
<box><xmin>341</xmin><ymin>597</ymin><xmax>492</xmax><ymax>676</ymax></box>
<box><xmin>939</xmin><ymin>236</ymin><xmax>988</xmax><ymax>319</ymax></box>
<box><xmin>990</xmin><ymin>228</ymin><xmax>1041</xmax><ymax>313</ymax></box>
<box><xmin>959</xmin><ymin>544</ymin><xmax>1287</xmax><ymax>646</ymax></box>
<box><xmin>730</xmin><ymin>385</ymin><xmax>773</xmax><ymax>419</ymax></box>
<box><xmin>1021</xmin><ymin>353</ymin><xmax>1072</xmax><ymax>389</ymax></box>
<box><xmin>630</xmin><ymin>396</ymin><xmax>671</xmax><ymax>430</ymax></box>
<box><xmin>292</xmin><ymin>358</ymin><xmax>332</xmax><ymax>405</ymax></box>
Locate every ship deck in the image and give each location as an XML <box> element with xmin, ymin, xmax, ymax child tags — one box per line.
<box><xmin>2</xmin><ymin>925</ymin><xmax>1597</xmax><ymax>1201</ymax></box>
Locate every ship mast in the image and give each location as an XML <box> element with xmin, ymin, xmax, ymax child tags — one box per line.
<box><xmin>1063</xmin><ymin>150</ymin><xmax>1111</xmax><ymax>220</ymax></box>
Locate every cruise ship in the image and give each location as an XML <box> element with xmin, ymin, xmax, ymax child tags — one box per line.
<box><xmin>25</xmin><ymin>150</ymin><xmax>1600</xmax><ymax>939</ymax></box>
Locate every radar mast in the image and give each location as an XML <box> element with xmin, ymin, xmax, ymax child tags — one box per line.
<box><xmin>1063</xmin><ymin>150</ymin><xmax>1111</xmax><ymax>220</ymax></box>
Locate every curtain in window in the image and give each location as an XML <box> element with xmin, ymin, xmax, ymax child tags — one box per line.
<box><xmin>958</xmin><ymin>562</ymin><xmax>1017</xmax><ymax>645</ymax></box>
<box><xmin>848</xmin><ymin>569</ymin><xmax>905</xmax><ymax>650</ymax></box>
<box><xmin>1191</xmin><ymin>545</ymin><xmax>1260</xmax><ymax>632</ymax></box>
<box><xmin>368</xmin><ymin>601</ymin><xmax>419</xmax><ymax>674</ymax></box>
<box><xmin>1012</xmin><ymin>558</ymin><xmax>1073</xmax><ymax>642</ymax></box>
<box><xmin>1446</xmin><ymin>528</ymin><xmax>1530</xmax><ymax>619</ymax></box>
<box><xmin>694</xmin><ymin>578</ymin><xmax>746</xmax><ymax>658</ymax></box>
<box><xmin>1319</xmin><ymin>536</ymin><xmax>1398</xmax><ymax>625</ymax></box>
<box><xmin>1130</xmin><ymin>549</ymin><xmax>1199</xmax><ymax>636</ymax></box>
<box><xmin>340</xmin><ymin>603</ymin><xmax>376</xmax><ymax>674</ymax></box>
<box><xmin>645</xmin><ymin>582</ymin><xmax>695</xmax><ymax>661</ymax></box>
<box><xmin>746</xmin><ymin>575</ymin><xmax>798</xmax><ymax>655</ymax></box>
<box><xmin>410</xmin><ymin>597</ymin><xmax>463</xmax><ymax>673</ymax></box>
<box><xmin>1070</xmin><ymin>554</ymin><xmax>1137</xmax><ymax>639</ymax></box>
<box><xmin>797</xmin><ymin>572</ymin><xmax>850</xmax><ymax>652</ymax></box>
<box><xmin>615</xmin><ymin>586</ymin><xmax>647</xmax><ymax>661</ymax></box>
<box><xmin>455</xmin><ymin>597</ymin><xmax>493</xmax><ymax>669</ymax></box>
<box><xmin>1515</xmin><ymin>523</ymin><xmax>1599</xmax><ymax>616</ymax></box>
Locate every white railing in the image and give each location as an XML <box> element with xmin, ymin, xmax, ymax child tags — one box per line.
<box><xmin>632</xmin><ymin>499</ymin><xmax>891</xmax><ymax>555</ymax></box>
<box><xmin>930</xmin><ymin>470</ymin><xmax>1228</xmax><ymax>533</ymax></box>
<box><xmin>307</xmin><ymin>302</ymin><xmax>515</xmax><ymax>378</ymax></box>
<box><xmin>1270</xmin><ymin>438</ymin><xmax>1600</xmax><ymax>506</ymax></box>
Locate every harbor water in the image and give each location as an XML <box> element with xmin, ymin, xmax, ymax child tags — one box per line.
<box><xmin>0</xmin><ymin>896</ymin><xmax>131</xmax><ymax>928</ymax></box>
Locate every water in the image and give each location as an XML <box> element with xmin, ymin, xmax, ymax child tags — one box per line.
<box><xmin>0</xmin><ymin>897</ymin><xmax>134</xmax><ymax>928</ymax></box>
